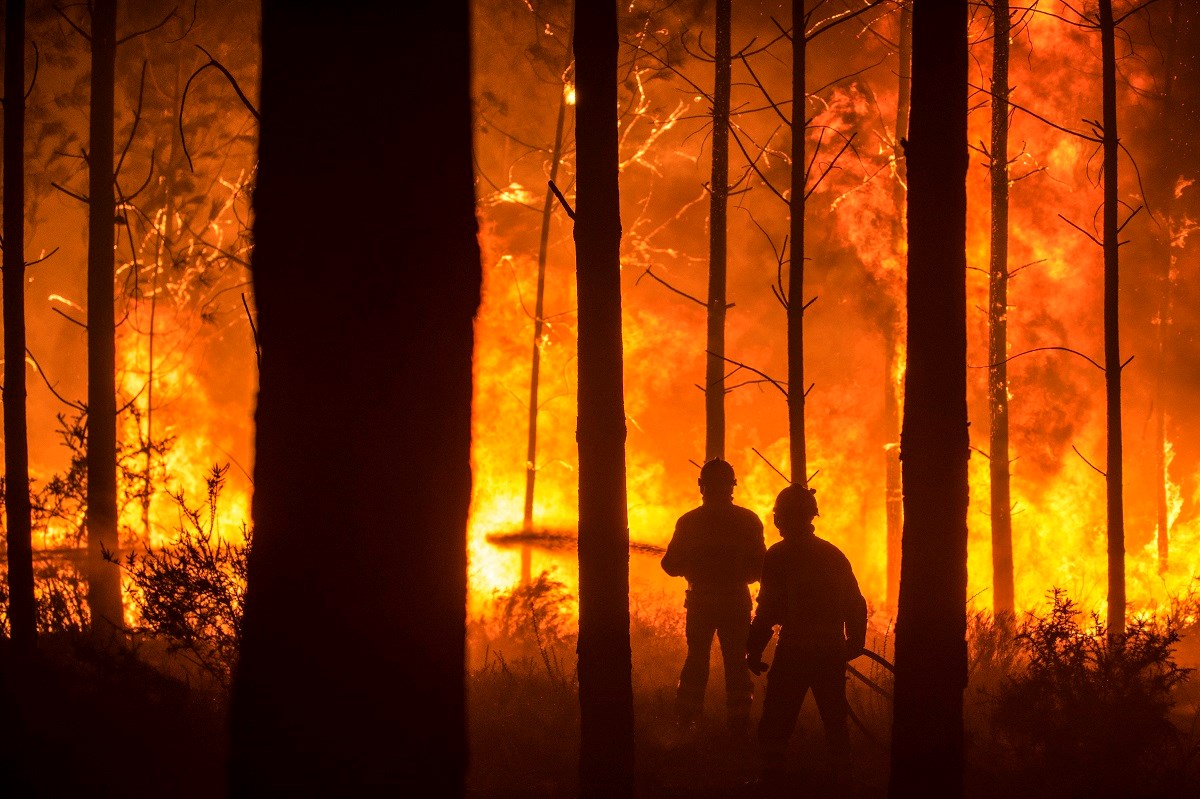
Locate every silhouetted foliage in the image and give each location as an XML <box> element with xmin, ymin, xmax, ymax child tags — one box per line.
<box><xmin>991</xmin><ymin>590</ymin><xmax>1193</xmax><ymax>796</ymax></box>
<box><xmin>121</xmin><ymin>464</ymin><xmax>248</xmax><ymax>686</ymax></box>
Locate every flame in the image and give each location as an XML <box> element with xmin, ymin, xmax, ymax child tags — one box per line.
<box><xmin>468</xmin><ymin>1</ymin><xmax>1200</xmax><ymax>624</ymax></box>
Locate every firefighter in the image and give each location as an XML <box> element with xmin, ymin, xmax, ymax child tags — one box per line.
<box><xmin>745</xmin><ymin>483</ymin><xmax>868</xmax><ymax>785</ymax></box>
<box><xmin>661</xmin><ymin>458</ymin><xmax>766</xmax><ymax>731</ymax></box>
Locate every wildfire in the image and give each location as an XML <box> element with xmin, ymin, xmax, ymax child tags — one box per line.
<box><xmin>467</xmin><ymin>1</ymin><xmax>1200</xmax><ymax>622</ymax></box>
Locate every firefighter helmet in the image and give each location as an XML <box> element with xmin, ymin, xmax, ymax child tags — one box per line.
<box><xmin>698</xmin><ymin>458</ymin><xmax>737</xmax><ymax>487</ymax></box>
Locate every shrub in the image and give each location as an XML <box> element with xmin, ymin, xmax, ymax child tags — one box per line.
<box><xmin>990</xmin><ymin>589</ymin><xmax>1193</xmax><ymax>797</ymax></box>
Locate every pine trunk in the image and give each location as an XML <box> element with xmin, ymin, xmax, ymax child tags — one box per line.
<box><xmin>888</xmin><ymin>0</ymin><xmax>969</xmax><ymax>794</ymax></box>
<box><xmin>788</xmin><ymin>0</ymin><xmax>807</xmax><ymax>483</ymax></box>
<box><xmin>4</xmin><ymin>0</ymin><xmax>36</xmax><ymax>650</ymax></box>
<box><xmin>885</xmin><ymin>0</ymin><xmax>911</xmax><ymax>612</ymax></box>
<box><xmin>988</xmin><ymin>0</ymin><xmax>1014</xmax><ymax>616</ymax></box>
<box><xmin>86</xmin><ymin>0</ymin><xmax>124</xmax><ymax>637</ymax></box>
<box><xmin>574</xmin><ymin>0</ymin><xmax>634</xmax><ymax>793</ymax></box>
<box><xmin>522</xmin><ymin>11</ymin><xmax>574</xmax><ymax>583</ymax></box>
<box><xmin>1099</xmin><ymin>0</ymin><xmax>1125</xmax><ymax>642</ymax></box>
<box><xmin>704</xmin><ymin>0</ymin><xmax>731</xmax><ymax>461</ymax></box>
<box><xmin>228</xmin><ymin>4</ymin><xmax>477</xmax><ymax>793</ymax></box>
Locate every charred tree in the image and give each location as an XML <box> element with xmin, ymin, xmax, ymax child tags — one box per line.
<box><xmin>228</xmin><ymin>4</ymin><xmax>478</xmax><ymax>794</ymax></box>
<box><xmin>885</xmin><ymin>0</ymin><xmax>912</xmax><ymax>612</ymax></box>
<box><xmin>522</xmin><ymin>10</ymin><xmax>574</xmax><ymax>585</ymax></box>
<box><xmin>988</xmin><ymin>0</ymin><xmax>1015</xmax><ymax>617</ymax></box>
<box><xmin>1099</xmin><ymin>0</ymin><xmax>1125</xmax><ymax>641</ymax></box>
<box><xmin>704</xmin><ymin>0</ymin><xmax>731</xmax><ymax>461</ymax></box>
<box><xmin>788</xmin><ymin>0</ymin><xmax>808</xmax><ymax>483</ymax></box>
<box><xmin>573</xmin><ymin>0</ymin><xmax>635</xmax><ymax>794</ymax></box>
<box><xmin>4</xmin><ymin>0</ymin><xmax>36</xmax><ymax>650</ymax></box>
<box><xmin>86</xmin><ymin>0</ymin><xmax>124</xmax><ymax>637</ymax></box>
<box><xmin>889</xmin><ymin>0</ymin><xmax>969</xmax><ymax>795</ymax></box>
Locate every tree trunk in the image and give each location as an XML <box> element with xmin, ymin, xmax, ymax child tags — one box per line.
<box><xmin>573</xmin><ymin>0</ymin><xmax>634</xmax><ymax>794</ymax></box>
<box><xmin>4</xmin><ymin>0</ymin><xmax>36</xmax><ymax>651</ymax></box>
<box><xmin>788</xmin><ymin>0</ymin><xmax>808</xmax><ymax>483</ymax></box>
<box><xmin>988</xmin><ymin>0</ymin><xmax>1014</xmax><ymax>617</ymax></box>
<box><xmin>885</xmin><ymin>0</ymin><xmax>911</xmax><ymax>612</ymax></box>
<box><xmin>86</xmin><ymin>0</ymin><xmax>124</xmax><ymax>637</ymax></box>
<box><xmin>522</xmin><ymin>10</ymin><xmax>574</xmax><ymax>584</ymax></box>
<box><xmin>228</xmin><ymin>5</ymin><xmax>478</xmax><ymax>794</ymax></box>
<box><xmin>888</xmin><ymin>0</ymin><xmax>969</xmax><ymax>795</ymax></box>
<box><xmin>1099</xmin><ymin>0</ymin><xmax>1125</xmax><ymax>643</ymax></box>
<box><xmin>704</xmin><ymin>0</ymin><xmax>731</xmax><ymax>462</ymax></box>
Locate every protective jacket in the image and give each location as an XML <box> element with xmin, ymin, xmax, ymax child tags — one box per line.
<box><xmin>747</xmin><ymin>532</ymin><xmax>867</xmax><ymax>659</ymax></box>
<box><xmin>661</xmin><ymin>501</ymin><xmax>765</xmax><ymax>600</ymax></box>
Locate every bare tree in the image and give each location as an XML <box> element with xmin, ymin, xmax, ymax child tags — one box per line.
<box><xmin>574</xmin><ymin>0</ymin><xmax>634</xmax><ymax>793</ymax></box>
<box><xmin>705</xmin><ymin>0</ymin><xmax>732</xmax><ymax>461</ymax></box>
<box><xmin>85</xmin><ymin>0</ymin><xmax>124</xmax><ymax>638</ymax></box>
<box><xmin>888</xmin><ymin>0</ymin><xmax>969</xmax><ymax>794</ymax></box>
<box><xmin>988</xmin><ymin>0</ymin><xmax>1015</xmax><ymax>617</ymax></box>
<box><xmin>4</xmin><ymin>0</ymin><xmax>37</xmax><ymax>650</ymax></box>
<box><xmin>522</xmin><ymin>3</ymin><xmax>575</xmax><ymax>584</ymax></box>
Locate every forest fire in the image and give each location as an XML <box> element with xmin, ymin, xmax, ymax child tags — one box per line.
<box><xmin>469</xmin><ymin>0</ymin><xmax>1200</xmax><ymax>622</ymax></box>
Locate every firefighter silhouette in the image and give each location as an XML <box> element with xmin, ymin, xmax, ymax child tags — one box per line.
<box><xmin>661</xmin><ymin>458</ymin><xmax>766</xmax><ymax>730</ymax></box>
<box><xmin>745</xmin><ymin>483</ymin><xmax>868</xmax><ymax>784</ymax></box>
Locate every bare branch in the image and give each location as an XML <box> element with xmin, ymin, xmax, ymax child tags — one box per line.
<box><xmin>25</xmin><ymin>347</ymin><xmax>85</xmax><ymax>410</ymax></box>
<box><xmin>712</xmin><ymin>352</ymin><xmax>788</xmax><ymax>399</ymax></box>
<box><xmin>51</xmin><ymin>306</ymin><xmax>87</xmax><ymax>329</ymax></box>
<box><xmin>116</xmin><ymin>6</ymin><xmax>179</xmax><ymax>45</ymax></box>
<box><xmin>752</xmin><ymin>447</ymin><xmax>790</xmax><ymax>483</ymax></box>
<box><xmin>636</xmin><ymin>267</ymin><xmax>705</xmax><ymax>307</ymax></box>
<box><xmin>548</xmin><ymin>180</ymin><xmax>576</xmax><ymax>219</ymax></box>
<box><xmin>970</xmin><ymin>345</ymin><xmax>1104</xmax><ymax>372</ymax></box>
<box><xmin>50</xmin><ymin>182</ymin><xmax>89</xmax><ymax>205</ymax></box>
<box><xmin>1072</xmin><ymin>444</ymin><xmax>1106</xmax><ymax>477</ymax></box>
<box><xmin>1058</xmin><ymin>214</ymin><xmax>1103</xmax><ymax>247</ymax></box>
<box><xmin>180</xmin><ymin>45</ymin><xmax>261</xmax><ymax>171</ymax></box>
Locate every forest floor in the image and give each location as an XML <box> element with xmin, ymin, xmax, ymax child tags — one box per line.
<box><xmin>468</xmin><ymin>580</ymin><xmax>1200</xmax><ymax>799</ymax></box>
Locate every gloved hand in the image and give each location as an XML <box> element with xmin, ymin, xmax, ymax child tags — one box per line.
<box><xmin>844</xmin><ymin>640</ymin><xmax>865</xmax><ymax>661</ymax></box>
<box><xmin>746</xmin><ymin>652</ymin><xmax>769</xmax><ymax>676</ymax></box>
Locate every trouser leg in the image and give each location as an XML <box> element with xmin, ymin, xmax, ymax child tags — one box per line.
<box><xmin>757</xmin><ymin>652</ymin><xmax>809</xmax><ymax>777</ymax></box>
<box><xmin>716</xmin><ymin>601</ymin><xmax>753</xmax><ymax>728</ymax></box>
<box><xmin>810</xmin><ymin>661</ymin><xmax>851</xmax><ymax>776</ymax></box>
<box><xmin>676</xmin><ymin>605</ymin><xmax>716</xmax><ymax>722</ymax></box>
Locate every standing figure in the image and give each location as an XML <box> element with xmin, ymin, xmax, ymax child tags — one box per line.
<box><xmin>746</xmin><ymin>484</ymin><xmax>868</xmax><ymax>784</ymax></box>
<box><xmin>662</xmin><ymin>458</ymin><xmax>766</xmax><ymax>731</ymax></box>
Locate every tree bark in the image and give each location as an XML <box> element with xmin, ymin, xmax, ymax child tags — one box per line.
<box><xmin>86</xmin><ymin>0</ymin><xmax>124</xmax><ymax>638</ymax></box>
<box><xmin>4</xmin><ymin>0</ymin><xmax>36</xmax><ymax>650</ymax></box>
<box><xmin>885</xmin><ymin>0</ymin><xmax>911</xmax><ymax>612</ymax></box>
<box><xmin>988</xmin><ymin>0</ymin><xmax>1014</xmax><ymax>617</ymax></box>
<box><xmin>704</xmin><ymin>0</ymin><xmax>731</xmax><ymax>462</ymax></box>
<box><xmin>523</xmin><ymin>9</ymin><xmax>574</xmax><ymax>584</ymax></box>
<box><xmin>573</xmin><ymin>0</ymin><xmax>634</xmax><ymax>794</ymax></box>
<box><xmin>1099</xmin><ymin>0</ymin><xmax>1125</xmax><ymax>643</ymax></box>
<box><xmin>228</xmin><ymin>4</ymin><xmax>478</xmax><ymax>794</ymax></box>
<box><xmin>788</xmin><ymin>0</ymin><xmax>808</xmax><ymax>483</ymax></box>
<box><xmin>888</xmin><ymin>0</ymin><xmax>969</xmax><ymax>795</ymax></box>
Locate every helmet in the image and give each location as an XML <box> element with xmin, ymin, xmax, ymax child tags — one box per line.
<box><xmin>775</xmin><ymin>484</ymin><xmax>819</xmax><ymax>518</ymax></box>
<box><xmin>698</xmin><ymin>458</ymin><xmax>737</xmax><ymax>487</ymax></box>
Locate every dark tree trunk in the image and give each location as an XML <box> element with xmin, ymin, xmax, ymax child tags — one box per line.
<box><xmin>228</xmin><ymin>5</ymin><xmax>478</xmax><ymax>794</ymax></box>
<box><xmin>1099</xmin><ymin>0</ymin><xmax>1125</xmax><ymax>642</ymax></box>
<box><xmin>788</xmin><ymin>0</ymin><xmax>808</xmax><ymax>483</ymax></box>
<box><xmin>86</xmin><ymin>0</ymin><xmax>123</xmax><ymax>637</ymax></box>
<box><xmin>888</xmin><ymin>0</ymin><xmax>969</xmax><ymax>795</ymax></box>
<box><xmin>523</xmin><ymin>10</ymin><xmax>574</xmax><ymax>584</ymax></box>
<box><xmin>4</xmin><ymin>0</ymin><xmax>36</xmax><ymax>650</ymax></box>
<box><xmin>704</xmin><ymin>0</ymin><xmax>731</xmax><ymax>461</ymax></box>
<box><xmin>573</xmin><ymin>0</ymin><xmax>634</xmax><ymax>794</ymax></box>
<box><xmin>885</xmin><ymin>0</ymin><xmax>911</xmax><ymax>612</ymax></box>
<box><xmin>988</xmin><ymin>0</ymin><xmax>1014</xmax><ymax>617</ymax></box>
